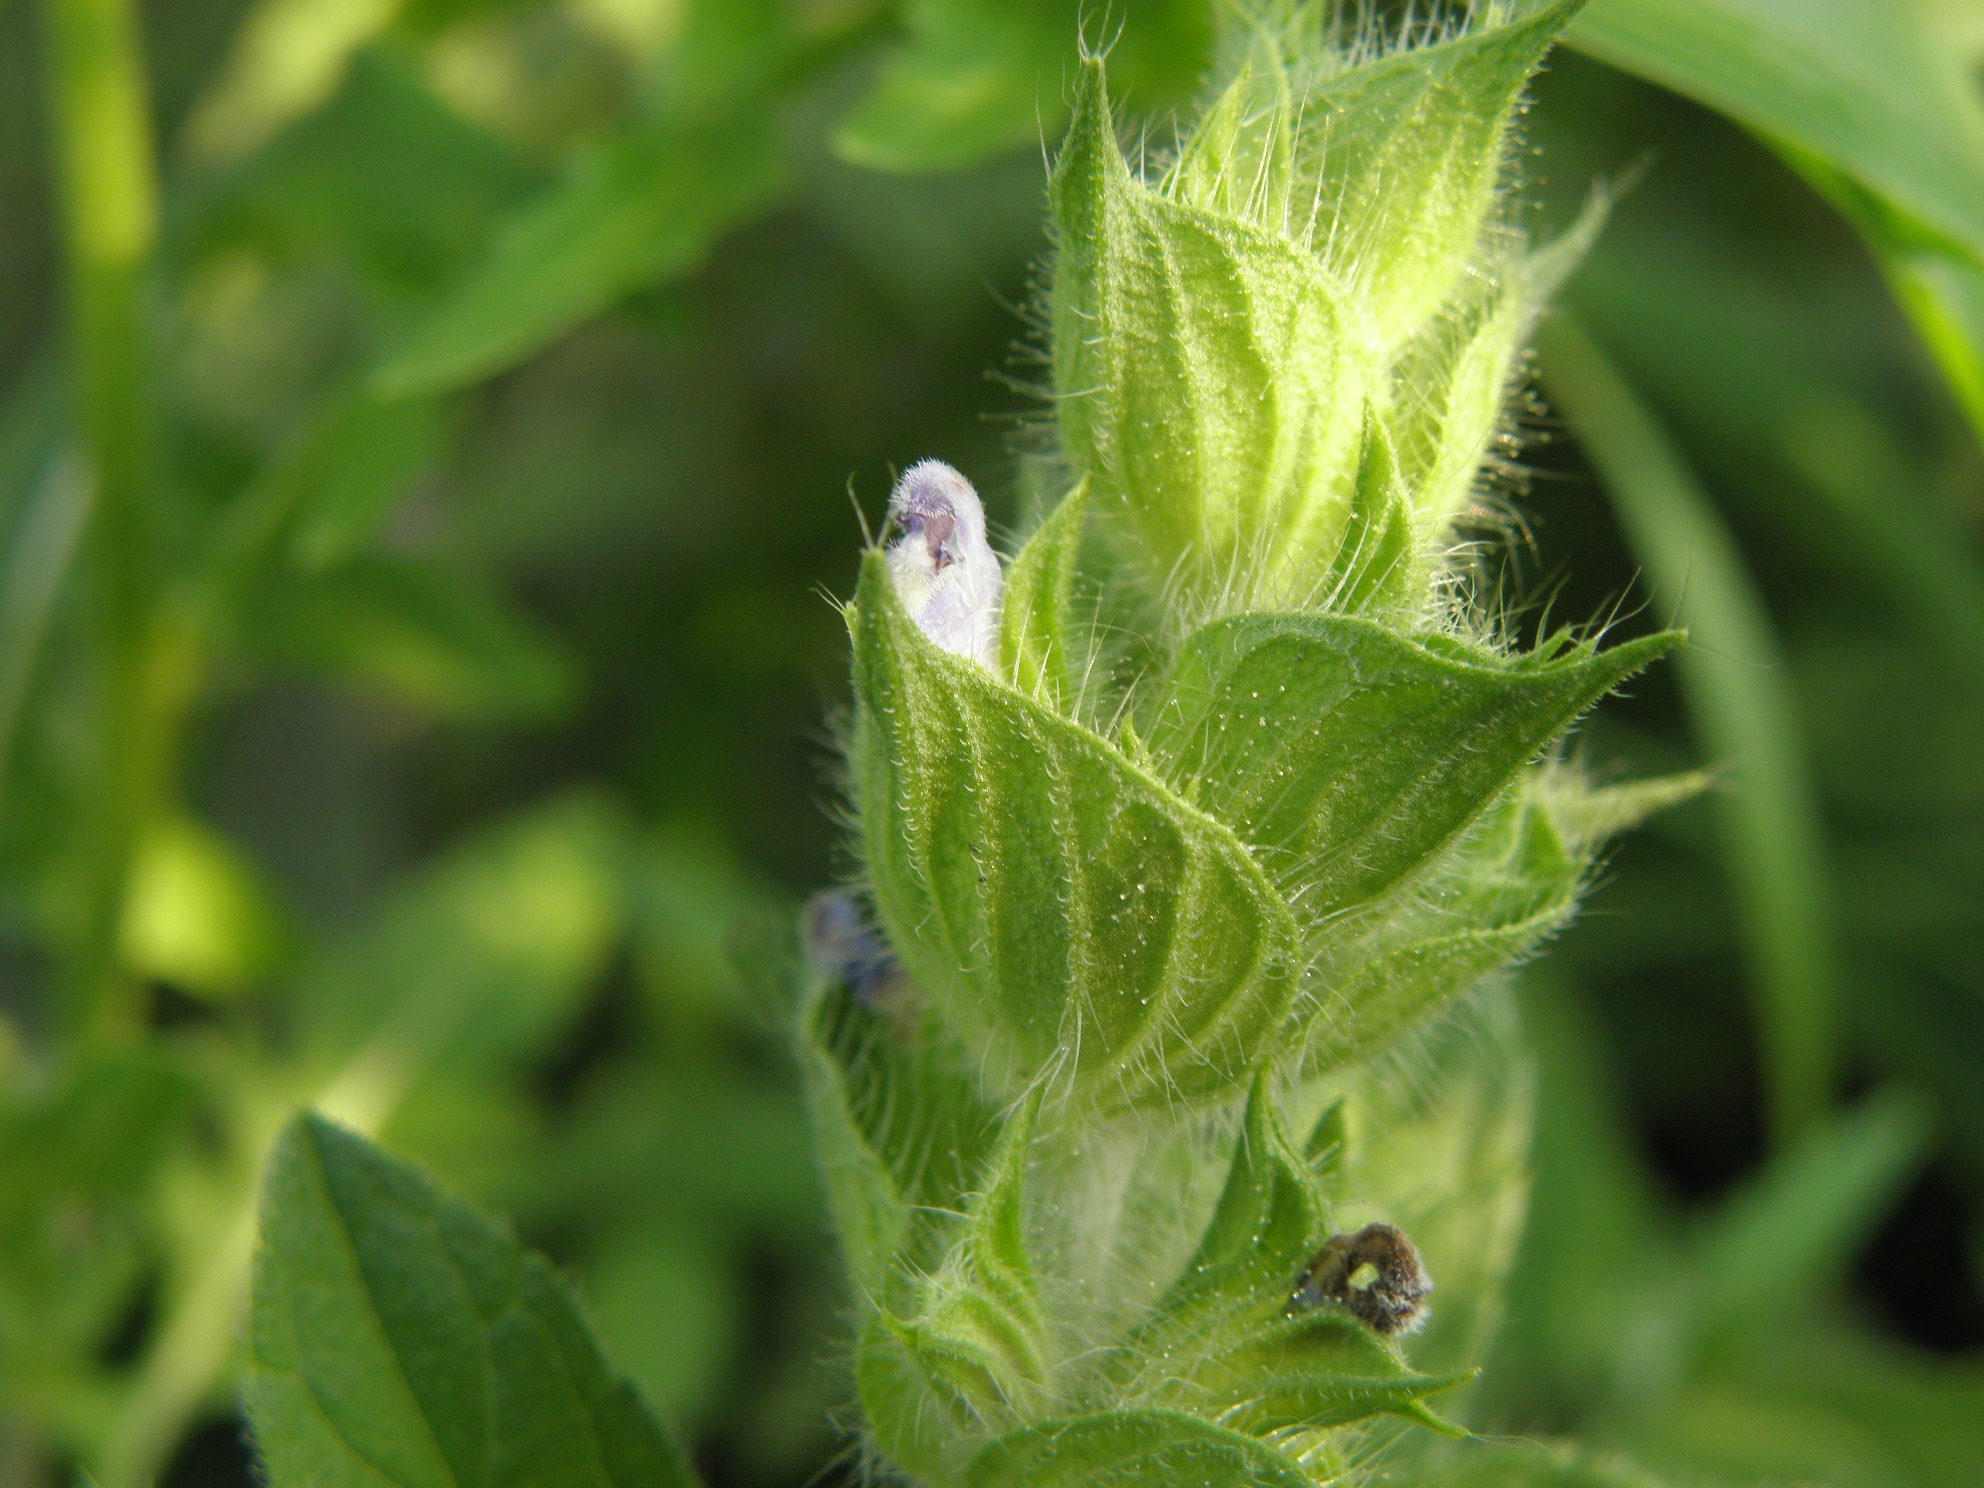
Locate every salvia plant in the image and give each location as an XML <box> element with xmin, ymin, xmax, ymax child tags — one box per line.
<box><xmin>792</xmin><ymin>4</ymin><xmax>1696</xmax><ymax>1484</ymax></box>
<box><xmin>245</xmin><ymin>3</ymin><xmax>1703</xmax><ymax>1488</ymax></box>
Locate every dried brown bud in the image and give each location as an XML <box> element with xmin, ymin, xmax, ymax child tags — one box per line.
<box><xmin>1292</xmin><ymin>1222</ymin><xmax>1432</xmax><ymax>1336</ymax></box>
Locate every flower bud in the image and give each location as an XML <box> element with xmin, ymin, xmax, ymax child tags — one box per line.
<box><xmin>885</xmin><ymin>460</ymin><xmax>1002</xmax><ymax>670</ymax></box>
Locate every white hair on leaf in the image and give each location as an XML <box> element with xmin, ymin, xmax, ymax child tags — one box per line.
<box><xmin>885</xmin><ymin>459</ymin><xmax>1003</xmax><ymax>671</ymax></box>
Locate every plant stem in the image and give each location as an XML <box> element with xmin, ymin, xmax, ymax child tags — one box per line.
<box><xmin>1537</xmin><ymin>315</ymin><xmax>1838</xmax><ymax>1147</ymax></box>
<box><xmin>40</xmin><ymin>0</ymin><xmax>163</xmax><ymax>1035</ymax></box>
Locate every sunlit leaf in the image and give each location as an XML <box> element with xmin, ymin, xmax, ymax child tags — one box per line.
<box><xmin>835</xmin><ymin>0</ymin><xmax>1208</xmax><ymax>174</ymax></box>
<box><xmin>374</xmin><ymin>111</ymin><xmax>784</xmax><ymax>396</ymax></box>
<box><xmin>291</xmin><ymin>794</ymin><xmax>628</xmax><ymax>1093</ymax></box>
<box><xmin>1568</xmin><ymin>0</ymin><xmax>1984</xmax><ymax>440</ymax></box>
<box><xmin>182</xmin><ymin>0</ymin><xmax>405</xmax><ymax>165</ymax></box>
<box><xmin>1143</xmin><ymin>612</ymin><xmax>1677</xmax><ymax>916</ymax></box>
<box><xmin>997</xmin><ymin>480</ymin><xmax>1086</xmax><ymax>710</ymax></box>
<box><xmin>118</xmin><ymin>813</ymin><xmax>287</xmax><ymax>998</ymax></box>
<box><xmin>1050</xmin><ymin>58</ymin><xmax>1367</xmax><ymax>605</ymax></box>
<box><xmin>1569</xmin><ymin>0</ymin><xmax>1984</xmax><ymax>263</ymax></box>
<box><xmin>835</xmin><ymin>0</ymin><xmax>1069</xmax><ymax>174</ymax></box>
<box><xmin>853</xmin><ymin>551</ymin><xmax>1301</xmax><ymax>1109</ymax></box>
<box><xmin>1289</xmin><ymin>0</ymin><xmax>1584</xmax><ymax>345</ymax></box>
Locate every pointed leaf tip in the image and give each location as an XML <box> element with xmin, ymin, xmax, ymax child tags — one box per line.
<box><xmin>248</xmin><ymin>1115</ymin><xmax>698</xmax><ymax>1488</ymax></box>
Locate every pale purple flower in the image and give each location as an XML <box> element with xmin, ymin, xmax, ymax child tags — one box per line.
<box><xmin>802</xmin><ymin>889</ymin><xmax>904</xmax><ymax>1010</ymax></box>
<box><xmin>885</xmin><ymin>460</ymin><xmax>1002</xmax><ymax>670</ymax></box>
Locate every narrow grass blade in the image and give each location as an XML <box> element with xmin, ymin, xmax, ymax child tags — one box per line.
<box><xmin>1537</xmin><ymin>316</ymin><xmax>1838</xmax><ymax>1145</ymax></box>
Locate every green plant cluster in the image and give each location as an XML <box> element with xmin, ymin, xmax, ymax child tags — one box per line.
<box><xmin>802</xmin><ymin>7</ymin><xmax>1691</xmax><ymax>1485</ymax></box>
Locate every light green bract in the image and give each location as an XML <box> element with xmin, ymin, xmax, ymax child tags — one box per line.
<box><xmin>815</xmin><ymin>3</ymin><xmax>1695</xmax><ymax>1486</ymax></box>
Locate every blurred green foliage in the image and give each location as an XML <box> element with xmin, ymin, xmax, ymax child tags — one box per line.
<box><xmin>0</xmin><ymin>2</ymin><xmax>1981</xmax><ymax>1488</ymax></box>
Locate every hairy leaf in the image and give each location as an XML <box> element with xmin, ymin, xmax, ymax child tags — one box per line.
<box><xmin>1144</xmin><ymin>612</ymin><xmax>1679</xmax><ymax>915</ymax></box>
<box><xmin>799</xmin><ymin>976</ymin><xmax>1001</xmax><ymax>1304</ymax></box>
<box><xmin>853</xmin><ymin>552</ymin><xmax>1300</xmax><ymax>1108</ymax></box>
<box><xmin>1192</xmin><ymin>1308</ymin><xmax>1470</xmax><ymax>1435</ymax></box>
<box><xmin>1302</xmin><ymin>785</ymin><xmax>1583</xmax><ymax>1070</ymax></box>
<box><xmin>1119</xmin><ymin>1073</ymin><xmax>1329</xmax><ymax>1383</ymax></box>
<box><xmin>1291</xmin><ymin>0</ymin><xmax>1585</xmax><ymax>344</ymax></box>
<box><xmin>998</xmin><ymin>481</ymin><xmax>1087</xmax><ymax>709</ymax></box>
<box><xmin>1051</xmin><ymin>58</ymin><xmax>1368</xmax><ymax>607</ymax></box>
<box><xmin>963</xmin><ymin>1410</ymin><xmax>1316</xmax><ymax>1488</ymax></box>
<box><xmin>1385</xmin><ymin>260</ymin><xmax>1524</xmax><ymax>532</ymax></box>
<box><xmin>887</xmin><ymin>1092</ymin><xmax>1047</xmax><ymax>1428</ymax></box>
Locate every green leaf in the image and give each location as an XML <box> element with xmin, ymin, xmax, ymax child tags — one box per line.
<box><xmin>1537</xmin><ymin>316</ymin><xmax>1838</xmax><ymax>1145</ymax></box>
<box><xmin>1787</xmin><ymin>144</ymin><xmax>1984</xmax><ymax>451</ymax></box>
<box><xmin>1493</xmin><ymin>973</ymin><xmax>1667</xmax><ymax>1425</ymax></box>
<box><xmin>374</xmin><ymin>110</ymin><xmax>785</xmax><ymax>396</ymax></box>
<box><xmin>1050</xmin><ymin>57</ymin><xmax>1369</xmax><ymax>608</ymax></box>
<box><xmin>855</xmin><ymin>1316</ymin><xmax>962</xmax><ymax>1480</ymax></box>
<box><xmin>1567</xmin><ymin>0</ymin><xmax>1984</xmax><ymax>270</ymax></box>
<box><xmin>835</xmin><ymin>0</ymin><xmax>1210</xmax><ymax>174</ymax></box>
<box><xmin>1121</xmin><ymin>1073</ymin><xmax>1329</xmax><ymax>1380</ymax></box>
<box><xmin>834</xmin><ymin>0</ymin><xmax>1069</xmax><ymax>173</ymax></box>
<box><xmin>1388</xmin><ymin>1439</ymin><xmax>1678</xmax><ymax>1486</ymax></box>
<box><xmin>0</xmin><ymin>1048</ymin><xmax>195</xmax><ymax>1343</ymax></box>
<box><xmin>193</xmin><ymin>50</ymin><xmax>537</xmax><ymax>312</ymax></box>
<box><xmin>1290</xmin><ymin>0</ymin><xmax>1586</xmax><ymax>345</ymax></box>
<box><xmin>1161</xmin><ymin>51</ymin><xmax>1294</xmax><ymax>229</ymax></box>
<box><xmin>282</xmin><ymin>392</ymin><xmax>453</xmax><ymax>572</ymax></box>
<box><xmin>1110</xmin><ymin>1080</ymin><xmax>1467</xmax><ymax>1439</ymax></box>
<box><xmin>1384</xmin><ymin>256</ymin><xmax>1525</xmax><ymax>534</ymax></box>
<box><xmin>582</xmin><ymin>1225</ymin><xmax>737</xmax><ymax>1429</ymax></box>
<box><xmin>247</xmin><ymin>1114</ymin><xmax>698</xmax><ymax>1488</ymax></box>
<box><xmin>853</xmin><ymin>552</ymin><xmax>1300</xmax><ymax>1109</ymax></box>
<box><xmin>796</xmin><ymin>1007</ymin><xmax>910</xmax><ymax>1304</ymax></box>
<box><xmin>886</xmin><ymin>1091</ymin><xmax>1047</xmax><ymax>1429</ymax></box>
<box><xmin>1537</xmin><ymin>769</ymin><xmax>1714</xmax><ymax>855</ymax></box>
<box><xmin>1566</xmin><ymin>217</ymin><xmax>1984</xmax><ymax>695</ymax></box>
<box><xmin>798</xmin><ymin>976</ymin><xmax>1000</xmax><ymax>1302</ymax></box>
<box><xmin>1190</xmin><ymin>1308</ymin><xmax>1471</xmax><ymax>1436</ymax></box>
<box><xmin>290</xmin><ymin>794</ymin><xmax>628</xmax><ymax>1083</ymax></box>
<box><xmin>118</xmin><ymin>812</ymin><xmax>287</xmax><ymax>998</ymax></box>
<box><xmin>183</xmin><ymin>0</ymin><xmax>405</xmax><ymax>165</ymax></box>
<box><xmin>1321</xmin><ymin>410</ymin><xmax>1420</xmax><ymax>617</ymax></box>
<box><xmin>1566</xmin><ymin>0</ymin><xmax>1984</xmax><ymax>443</ymax></box>
<box><xmin>963</xmin><ymin>1410</ymin><xmax>1315</xmax><ymax>1488</ymax></box>
<box><xmin>1687</xmin><ymin>1089</ymin><xmax>1931</xmax><ymax>1349</ymax></box>
<box><xmin>243</xmin><ymin>554</ymin><xmax>578</xmax><ymax>721</ymax></box>
<box><xmin>998</xmin><ymin>480</ymin><xmax>1087</xmax><ymax>708</ymax></box>
<box><xmin>1143</xmin><ymin>611</ymin><xmax>1678</xmax><ymax>917</ymax></box>
<box><xmin>1304</xmin><ymin>786</ymin><xmax>1586</xmax><ymax>1071</ymax></box>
